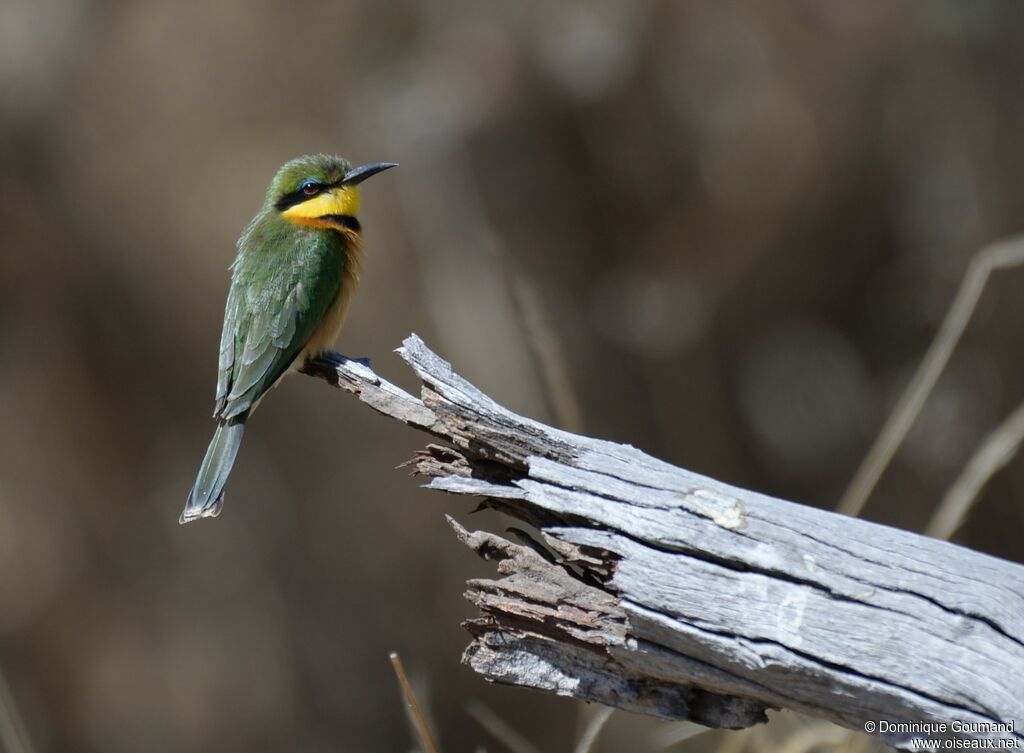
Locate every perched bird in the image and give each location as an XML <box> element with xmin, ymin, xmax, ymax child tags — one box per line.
<box><xmin>181</xmin><ymin>154</ymin><xmax>396</xmax><ymax>524</ymax></box>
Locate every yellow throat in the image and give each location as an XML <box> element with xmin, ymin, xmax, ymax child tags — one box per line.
<box><xmin>281</xmin><ymin>186</ymin><xmax>360</xmax><ymax>225</ymax></box>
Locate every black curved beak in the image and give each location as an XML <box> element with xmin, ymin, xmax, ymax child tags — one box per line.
<box><xmin>340</xmin><ymin>162</ymin><xmax>399</xmax><ymax>186</ymax></box>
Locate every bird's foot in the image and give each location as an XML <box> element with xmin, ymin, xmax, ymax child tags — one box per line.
<box><xmin>338</xmin><ymin>354</ymin><xmax>372</xmax><ymax>369</ymax></box>
<box><xmin>311</xmin><ymin>351</ymin><xmax>372</xmax><ymax>370</ymax></box>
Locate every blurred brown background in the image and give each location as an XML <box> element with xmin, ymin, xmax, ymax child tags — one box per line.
<box><xmin>2</xmin><ymin>1</ymin><xmax>1023</xmax><ymax>751</ymax></box>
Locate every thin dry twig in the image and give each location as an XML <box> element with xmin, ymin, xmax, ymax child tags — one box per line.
<box><xmin>837</xmin><ymin>236</ymin><xmax>1024</xmax><ymax>517</ymax></box>
<box><xmin>509</xmin><ymin>270</ymin><xmax>587</xmax><ymax>434</ymax></box>
<box><xmin>465</xmin><ymin>699</ymin><xmax>543</xmax><ymax>753</ymax></box>
<box><xmin>390</xmin><ymin>652</ymin><xmax>440</xmax><ymax>753</ymax></box>
<box><xmin>652</xmin><ymin>721</ymin><xmax>710</xmax><ymax>750</ymax></box>
<box><xmin>925</xmin><ymin>398</ymin><xmax>1024</xmax><ymax>540</ymax></box>
<box><xmin>572</xmin><ymin>707</ymin><xmax>614</xmax><ymax>753</ymax></box>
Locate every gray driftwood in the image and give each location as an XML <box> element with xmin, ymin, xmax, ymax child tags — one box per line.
<box><xmin>302</xmin><ymin>337</ymin><xmax>1024</xmax><ymax>751</ymax></box>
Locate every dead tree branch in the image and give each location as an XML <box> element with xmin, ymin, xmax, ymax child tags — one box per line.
<box><xmin>301</xmin><ymin>338</ymin><xmax>1024</xmax><ymax>752</ymax></box>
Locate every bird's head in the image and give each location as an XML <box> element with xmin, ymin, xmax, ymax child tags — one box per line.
<box><xmin>268</xmin><ymin>154</ymin><xmax>397</xmax><ymax>227</ymax></box>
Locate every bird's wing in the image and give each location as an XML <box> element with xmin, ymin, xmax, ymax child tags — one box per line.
<box><xmin>214</xmin><ymin>284</ymin><xmax>240</xmax><ymax>416</ymax></box>
<box><xmin>213</xmin><ymin>235</ymin><xmax>342</xmax><ymax>420</ymax></box>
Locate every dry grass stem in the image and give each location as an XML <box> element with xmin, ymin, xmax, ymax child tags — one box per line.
<box><xmin>465</xmin><ymin>699</ymin><xmax>544</xmax><ymax>753</ymax></box>
<box><xmin>652</xmin><ymin>721</ymin><xmax>709</xmax><ymax>749</ymax></box>
<box><xmin>509</xmin><ymin>270</ymin><xmax>587</xmax><ymax>433</ymax></box>
<box><xmin>0</xmin><ymin>665</ymin><xmax>35</xmax><ymax>753</ymax></box>
<box><xmin>838</xmin><ymin>236</ymin><xmax>1024</xmax><ymax>518</ymax></box>
<box><xmin>572</xmin><ymin>707</ymin><xmax>614</xmax><ymax>753</ymax></box>
<box><xmin>390</xmin><ymin>652</ymin><xmax>440</xmax><ymax>753</ymax></box>
<box><xmin>925</xmin><ymin>398</ymin><xmax>1024</xmax><ymax>540</ymax></box>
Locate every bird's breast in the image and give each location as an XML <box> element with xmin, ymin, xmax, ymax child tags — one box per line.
<box><xmin>298</xmin><ymin>230</ymin><xmax>363</xmax><ymax>365</ymax></box>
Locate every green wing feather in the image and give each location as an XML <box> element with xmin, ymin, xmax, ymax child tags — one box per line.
<box><xmin>214</xmin><ymin>217</ymin><xmax>345</xmax><ymax>420</ymax></box>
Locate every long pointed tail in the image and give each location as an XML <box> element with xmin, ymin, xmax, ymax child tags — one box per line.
<box><xmin>181</xmin><ymin>418</ymin><xmax>246</xmax><ymax>524</ymax></box>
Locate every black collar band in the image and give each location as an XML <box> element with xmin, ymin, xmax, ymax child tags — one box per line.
<box><xmin>320</xmin><ymin>215</ymin><xmax>361</xmax><ymax>232</ymax></box>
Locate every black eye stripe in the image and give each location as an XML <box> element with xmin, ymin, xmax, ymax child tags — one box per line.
<box><xmin>275</xmin><ymin>179</ymin><xmax>329</xmax><ymax>210</ymax></box>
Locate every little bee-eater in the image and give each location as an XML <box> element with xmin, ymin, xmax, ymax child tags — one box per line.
<box><xmin>181</xmin><ymin>154</ymin><xmax>396</xmax><ymax>524</ymax></box>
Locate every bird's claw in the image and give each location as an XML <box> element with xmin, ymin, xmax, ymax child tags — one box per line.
<box><xmin>339</xmin><ymin>354</ymin><xmax>372</xmax><ymax>369</ymax></box>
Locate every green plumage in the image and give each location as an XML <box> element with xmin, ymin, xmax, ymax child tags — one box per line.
<box><xmin>215</xmin><ymin>213</ymin><xmax>346</xmax><ymax>419</ymax></box>
<box><xmin>182</xmin><ymin>154</ymin><xmax>375</xmax><ymax>524</ymax></box>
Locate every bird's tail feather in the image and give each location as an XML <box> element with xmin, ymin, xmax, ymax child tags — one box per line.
<box><xmin>181</xmin><ymin>418</ymin><xmax>246</xmax><ymax>524</ymax></box>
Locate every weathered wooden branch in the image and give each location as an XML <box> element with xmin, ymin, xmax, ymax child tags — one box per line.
<box><xmin>302</xmin><ymin>337</ymin><xmax>1024</xmax><ymax>751</ymax></box>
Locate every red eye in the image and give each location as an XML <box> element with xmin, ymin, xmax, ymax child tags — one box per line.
<box><xmin>301</xmin><ymin>181</ymin><xmax>320</xmax><ymax>196</ymax></box>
